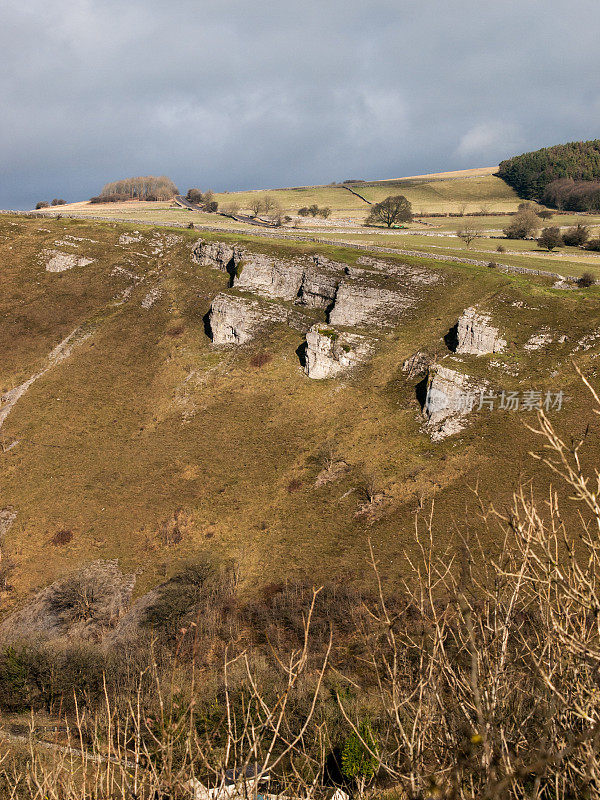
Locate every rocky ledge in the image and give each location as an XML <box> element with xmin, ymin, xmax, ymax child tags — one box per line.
<box><xmin>423</xmin><ymin>364</ymin><xmax>480</xmax><ymax>440</ymax></box>
<box><xmin>192</xmin><ymin>240</ymin><xmax>243</xmax><ymax>275</ymax></box>
<box><xmin>304</xmin><ymin>324</ymin><xmax>374</xmax><ymax>379</ymax></box>
<box><xmin>208</xmin><ymin>292</ymin><xmax>290</xmax><ymax>345</ymax></box>
<box><xmin>328</xmin><ymin>279</ymin><xmax>414</xmax><ymax>327</ymax></box>
<box><xmin>454</xmin><ymin>307</ymin><xmax>506</xmax><ymax>355</ymax></box>
<box><xmin>234</xmin><ymin>254</ymin><xmax>305</xmax><ymax>300</ymax></box>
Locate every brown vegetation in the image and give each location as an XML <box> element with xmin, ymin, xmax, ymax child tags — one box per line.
<box><xmin>2</xmin><ymin>378</ymin><xmax>600</xmax><ymax>797</ymax></box>
<box><xmin>50</xmin><ymin>529</ymin><xmax>73</xmax><ymax>546</ymax></box>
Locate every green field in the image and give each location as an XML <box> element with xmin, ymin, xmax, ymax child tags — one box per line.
<box><xmin>213</xmin><ymin>173</ymin><xmax>523</xmax><ymax>216</ymax></box>
<box><xmin>49</xmin><ymin>171</ymin><xmax>525</xmax><ymax>220</ymax></box>
<box><xmin>35</xmin><ymin>171</ymin><xmax>600</xmax><ymax>288</ymax></box>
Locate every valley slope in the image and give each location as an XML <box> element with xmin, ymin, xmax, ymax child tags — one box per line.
<box><xmin>1</xmin><ymin>214</ymin><xmax>600</xmax><ymax>611</ymax></box>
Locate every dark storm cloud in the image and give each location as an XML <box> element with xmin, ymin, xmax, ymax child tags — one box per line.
<box><xmin>2</xmin><ymin>0</ymin><xmax>600</xmax><ymax>208</ymax></box>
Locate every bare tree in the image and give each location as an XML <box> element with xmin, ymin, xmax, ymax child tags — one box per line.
<box><xmin>456</xmin><ymin>226</ymin><xmax>481</xmax><ymax>248</ymax></box>
<box><xmin>249</xmin><ymin>196</ymin><xmax>264</xmax><ymax>218</ymax></box>
<box><xmin>223</xmin><ymin>201</ymin><xmax>240</xmax><ymax>216</ymax></box>
<box><xmin>262</xmin><ymin>195</ymin><xmax>277</xmax><ymax>214</ymax></box>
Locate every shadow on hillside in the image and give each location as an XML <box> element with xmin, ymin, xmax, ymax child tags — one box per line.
<box><xmin>444</xmin><ymin>322</ymin><xmax>459</xmax><ymax>352</ymax></box>
<box><xmin>296</xmin><ymin>341</ymin><xmax>307</xmax><ymax>368</ymax></box>
<box><xmin>203</xmin><ymin>310</ymin><xmax>213</xmax><ymax>340</ymax></box>
<box><xmin>415</xmin><ymin>375</ymin><xmax>428</xmax><ymax>410</ymax></box>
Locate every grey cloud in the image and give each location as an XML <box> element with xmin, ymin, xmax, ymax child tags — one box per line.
<box><xmin>2</xmin><ymin>0</ymin><xmax>600</xmax><ymax>208</ymax></box>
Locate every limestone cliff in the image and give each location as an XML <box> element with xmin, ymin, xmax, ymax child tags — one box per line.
<box><xmin>233</xmin><ymin>254</ymin><xmax>305</xmax><ymax>300</ymax></box>
<box><xmin>297</xmin><ymin>257</ymin><xmax>344</xmax><ymax>309</ymax></box>
<box><xmin>304</xmin><ymin>325</ymin><xmax>373</xmax><ymax>379</ymax></box>
<box><xmin>455</xmin><ymin>307</ymin><xmax>506</xmax><ymax>354</ymax></box>
<box><xmin>208</xmin><ymin>292</ymin><xmax>289</xmax><ymax>345</ymax></box>
<box><xmin>192</xmin><ymin>240</ymin><xmax>243</xmax><ymax>274</ymax></box>
<box><xmin>423</xmin><ymin>364</ymin><xmax>478</xmax><ymax>440</ymax></box>
<box><xmin>328</xmin><ymin>280</ymin><xmax>413</xmax><ymax>327</ymax></box>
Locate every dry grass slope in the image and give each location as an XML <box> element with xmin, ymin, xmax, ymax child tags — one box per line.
<box><xmin>1</xmin><ymin>215</ymin><xmax>600</xmax><ymax>611</ymax></box>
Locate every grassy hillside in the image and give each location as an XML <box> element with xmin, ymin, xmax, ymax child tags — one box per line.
<box><xmin>43</xmin><ymin>170</ymin><xmax>524</xmax><ymax>221</ymax></box>
<box><xmin>1</xmin><ymin>215</ymin><xmax>600</xmax><ymax>609</ymax></box>
<box><xmin>39</xmin><ymin>168</ymin><xmax>600</xmax><ymax>283</ymax></box>
<box><xmin>213</xmin><ymin>173</ymin><xmax>522</xmax><ymax>216</ymax></box>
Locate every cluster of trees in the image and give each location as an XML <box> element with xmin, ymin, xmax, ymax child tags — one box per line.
<box><xmin>542</xmin><ymin>178</ymin><xmax>600</xmax><ymax>211</ymax></box>
<box><xmin>365</xmin><ymin>194</ymin><xmax>412</xmax><ymax>227</ymax></box>
<box><xmin>94</xmin><ymin>175</ymin><xmax>179</xmax><ymax>202</ymax></box>
<box><xmin>89</xmin><ymin>193</ymin><xmax>131</xmax><ymax>204</ymax></box>
<box><xmin>497</xmin><ymin>139</ymin><xmax>600</xmax><ymax>201</ymax></box>
<box><xmin>247</xmin><ymin>194</ymin><xmax>279</xmax><ymax>218</ymax></box>
<box><xmin>298</xmin><ymin>204</ymin><xmax>331</xmax><ymax>218</ymax></box>
<box><xmin>537</xmin><ymin>223</ymin><xmax>600</xmax><ymax>258</ymax></box>
<box><xmin>35</xmin><ymin>198</ymin><xmax>66</xmax><ymax>209</ymax></box>
<box><xmin>502</xmin><ymin>203</ymin><xmax>547</xmax><ymax>239</ymax></box>
<box><xmin>503</xmin><ymin>204</ymin><xmax>600</xmax><ymax>251</ymax></box>
<box><xmin>186</xmin><ymin>188</ymin><xmax>218</xmax><ymax>212</ymax></box>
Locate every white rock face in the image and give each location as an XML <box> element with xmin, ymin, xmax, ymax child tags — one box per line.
<box><xmin>209</xmin><ymin>293</ymin><xmax>288</xmax><ymax>345</ymax></box>
<box><xmin>233</xmin><ymin>254</ymin><xmax>305</xmax><ymax>300</ymax></box>
<box><xmin>192</xmin><ymin>240</ymin><xmax>242</xmax><ymax>273</ymax></box>
<box><xmin>423</xmin><ymin>365</ymin><xmax>476</xmax><ymax>440</ymax></box>
<box><xmin>304</xmin><ymin>325</ymin><xmax>373</xmax><ymax>379</ymax></box>
<box><xmin>328</xmin><ymin>281</ymin><xmax>413</xmax><ymax>327</ymax></box>
<box><xmin>43</xmin><ymin>249</ymin><xmax>94</xmax><ymax>272</ymax></box>
<box><xmin>297</xmin><ymin>258</ymin><xmax>344</xmax><ymax>309</ymax></box>
<box><xmin>455</xmin><ymin>308</ymin><xmax>506</xmax><ymax>354</ymax></box>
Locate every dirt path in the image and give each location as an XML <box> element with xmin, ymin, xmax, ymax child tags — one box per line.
<box><xmin>0</xmin><ymin>328</ymin><xmax>90</xmax><ymax>431</ymax></box>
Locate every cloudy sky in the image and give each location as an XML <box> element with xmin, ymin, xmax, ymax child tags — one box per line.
<box><xmin>2</xmin><ymin>0</ymin><xmax>600</xmax><ymax>208</ymax></box>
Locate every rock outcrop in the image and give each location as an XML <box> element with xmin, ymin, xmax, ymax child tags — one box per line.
<box><xmin>297</xmin><ymin>257</ymin><xmax>344</xmax><ymax>309</ymax></box>
<box><xmin>42</xmin><ymin>249</ymin><xmax>94</xmax><ymax>272</ymax></box>
<box><xmin>0</xmin><ymin>508</ymin><xmax>16</xmax><ymax>538</ymax></box>
<box><xmin>141</xmin><ymin>287</ymin><xmax>162</xmax><ymax>309</ymax></box>
<box><xmin>524</xmin><ymin>329</ymin><xmax>553</xmax><ymax>350</ymax></box>
<box><xmin>233</xmin><ymin>254</ymin><xmax>305</xmax><ymax>300</ymax></box>
<box><xmin>118</xmin><ymin>232</ymin><xmax>143</xmax><ymax>245</ymax></box>
<box><xmin>304</xmin><ymin>324</ymin><xmax>373</xmax><ymax>379</ymax></box>
<box><xmin>454</xmin><ymin>307</ymin><xmax>506</xmax><ymax>355</ymax></box>
<box><xmin>328</xmin><ymin>280</ymin><xmax>413</xmax><ymax>327</ymax></box>
<box><xmin>423</xmin><ymin>365</ymin><xmax>477</xmax><ymax>440</ymax></box>
<box><xmin>192</xmin><ymin>240</ymin><xmax>242</xmax><ymax>274</ymax></box>
<box><xmin>194</xmin><ymin>240</ymin><xmax>439</xmax><ymax>376</ymax></box>
<box><xmin>402</xmin><ymin>351</ymin><xmax>432</xmax><ymax>378</ymax></box>
<box><xmin>209</xmin><ymin>292</ymin><xmax>289</xmax><ymax>345</ymax></box>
